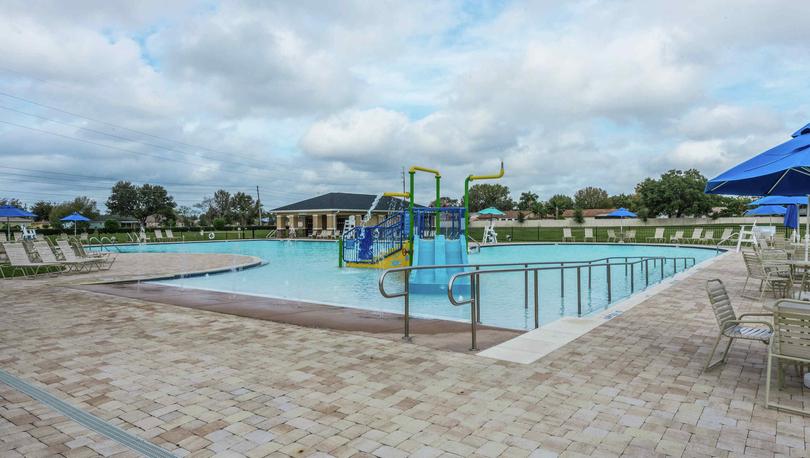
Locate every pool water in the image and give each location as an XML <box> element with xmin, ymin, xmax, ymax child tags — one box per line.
<box><xmin>108</xmin><ymin>241</ymin><xmax>718</xmax><ymax>330</ymax></box>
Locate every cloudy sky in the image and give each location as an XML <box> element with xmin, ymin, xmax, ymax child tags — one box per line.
<box><xmin>1</xmin><ymin>0</ymin><xmax>808</xmax><ymax>210</ymax></box>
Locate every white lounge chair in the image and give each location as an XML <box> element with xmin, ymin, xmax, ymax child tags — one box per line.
<box><xmin>700</xmin><ymin>229</ymin><xmax>716</xmax><ymax>245</ymax></box>
<box><xmin>646</xmin><ymin>228</ymin><xmax>665</xmax><ymax>243</ymax></box>
<box><xmin>562</xmin><ymin>228</ymin><xmax>575</xmax><ymax>242</ymax></box>
<box><xmin>583</xmin><ymin>228</ymin><xmax>594</xmax><ymax>242</ymax></box>
<box><xmin>670</xmin><ymin>230</ymin><xmax>684</xmax><ymax>243</ymax></box>
<box><xmin>165</xmin><ymin>229</ymin><xmax>179</xmax><ymax>241</ymax></box>
<box><xmin>686</xmin><ymin>228</ymin><xmax>703</xmax><ymax>244</ymax></box>
<box><xmin>32</xmin><ymin>240</ymin><xmax>96</xmax><ymax>272</ymax></box>
<box><xmin>12</xmin><ymin>231</ymin><xmax>22</xmax><ymax>241</ymax></box>
<box><xmin>56</xmin><ymin>240</ymin><xmax>113</xmax><ymax>271</ymax></box>
<box><xmin>0</xmin><ymin>233</ymin><xmax>6</xmax><ymax>242</ymax></box>
<box><xmin>154</xmin><ymin>229</ymin><xmax>165</xmax><ymax>241</ymax></box>
<box><xmin>606</xmin><ymin>229</ymin><xmax>619</xmax><ymax>243</ymax></box>
<box><xmin>1</xmin><ymin>242</ymin><xmax>62</xmax><ymax>278</ymax></box>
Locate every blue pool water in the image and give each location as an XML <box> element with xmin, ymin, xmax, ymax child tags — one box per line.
<box><xmin>108</xmin><ymin>241</ymin><xmax>718</xmax><ymax>330</ymax></box>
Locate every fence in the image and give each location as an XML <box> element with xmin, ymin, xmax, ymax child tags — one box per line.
<box><xmin>342</xmin><ymin>212</ymin><xmax>405</xmax><ymax>264</ymax></box>
<box><xmin>467</xmin><ymin>223</ymin><xmax>794</xmax><ymax>244</ymax></box>
<box><xmin>412</xmin><ymin>207</ymin><xmax>465</xmax><ymax>239</ymax></box>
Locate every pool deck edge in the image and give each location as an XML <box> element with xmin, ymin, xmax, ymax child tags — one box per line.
<box><xmin>477</xmin><ymin>249</ymin><xmax>734</xmax><ymax>364</ymax></box>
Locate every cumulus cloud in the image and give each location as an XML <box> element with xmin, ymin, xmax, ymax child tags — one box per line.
<box><xmin>0</xmin><ymin>0</ymin><xmax>809</xmax><ymax>208</ymax></box>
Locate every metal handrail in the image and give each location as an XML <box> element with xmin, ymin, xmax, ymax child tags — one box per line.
<box><xmin>378</xmin><ymin>255</ymin><xmax>696</xmax><ymax>347</ymax></box>
<box><xmin>446</xmin><ymin>255</ymin><xmax>696</xmax><ymax>350</ymax></box>
<box><xmin>715</xmin><ymin>231</ymin><xmax>740</xmax><ymax>253</ymax></box>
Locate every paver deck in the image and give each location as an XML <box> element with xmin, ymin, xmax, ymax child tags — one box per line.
<box><xmin>1</xmin><ymin>250</ymin><xmax>809</xmax><ymax>457</ymax></box>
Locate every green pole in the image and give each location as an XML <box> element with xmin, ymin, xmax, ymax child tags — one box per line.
<box><xmin>435</xmin><ymin>175</ymin><xmax>441</xmax><ymax>234</ymax></box>
<box><xmin>338</xmin><ymin>238</ymin><xmax>343</xmax><ymax>267</ymax></box>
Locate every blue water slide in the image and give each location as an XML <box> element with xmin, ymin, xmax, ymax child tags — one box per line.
<box><xmin>410</xmin><ymin>235</ymin><xmax>470</xmax><ymax>294</ymax></box>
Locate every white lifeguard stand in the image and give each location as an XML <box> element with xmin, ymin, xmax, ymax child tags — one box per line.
<box><xmin>342</xmin><ymin>215</ymin><xmax>357</xmax><ymax>239</ymax></box>
<box><xmin>736</xmin><ymin>223</ymin><xmax>771</xmax><ymax>252</ymax></box>
<box><xmin>482</xmin><ymin>225</ymin><xmax>498</xmax><ymax>244</ymax></box>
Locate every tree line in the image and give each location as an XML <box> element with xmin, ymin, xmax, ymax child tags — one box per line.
<box><xmin>1</xmin><ymin>181</ymin><xmax>263</xmax><ymax>230</ymax></box>
<box><xmin>455</xmin><ymin>169</ymin><xmax>752</xmax><ymax>219</ymax></box>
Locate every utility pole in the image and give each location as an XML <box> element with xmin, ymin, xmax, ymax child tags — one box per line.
<box><xmin>255</xmin><ymin>185</ymin><xmax>262</xmax><ymax>226</ymax></box>
<box><xmin>401</xmin><ymin>167</ymin><xmax>406</xmax><ymax>194</ymax></box>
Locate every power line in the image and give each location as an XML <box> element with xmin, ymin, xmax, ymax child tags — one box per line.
<box><xmin>0</xmin><ymin>87</ymin><xmax>288</xmax><ymax>166</ymax></box>
<box><xmin>0</xmin><ymin>119</ymin><xmax>310</xmax><ymax>186</ymax></box>
<box><xmin>0</xmin><ymin>104</ymin><xmax>273</xmax><ymax>171</ymax></box>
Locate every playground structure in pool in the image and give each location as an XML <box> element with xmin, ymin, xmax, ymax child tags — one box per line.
<box><xmin>339</xmin><ymin>163</ymin><xmax>504</xmax><ymax>293</ymax></box>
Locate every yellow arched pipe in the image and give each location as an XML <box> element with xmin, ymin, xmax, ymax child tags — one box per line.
<box><xmin>383</xmin><ymin>192</ymin><xmax>410</xmax><ymax>198</ymax></box>
<box><xmin>409</xmin><ymin>166</ymin><xmax>440</xmax><ymax>177</ymax></box>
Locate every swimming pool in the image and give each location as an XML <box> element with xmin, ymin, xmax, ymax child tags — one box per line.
<box><xmin>108</xmin><ymin>241</ymin><xmax>719</xmax><ymax>330</ymax></box>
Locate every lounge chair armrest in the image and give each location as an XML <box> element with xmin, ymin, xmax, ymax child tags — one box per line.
<box><xmin>726</xmin><ymin>319</ymin><xmax>773</xmax><ymax>332</ymax></box>
<box><xmin>738</xmin><ymin>312</ymin><xmax>773</xmax><ymax>319</ymax></box>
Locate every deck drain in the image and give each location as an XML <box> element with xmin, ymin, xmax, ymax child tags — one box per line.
<box><xmin>0</xmin><ymin>368</ymin><xmax>175</xmax><ymax>458</ymax></box>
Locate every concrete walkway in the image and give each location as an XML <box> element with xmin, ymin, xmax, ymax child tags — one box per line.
<box><xmin>0</xmin><ymin>251</ymin><xmax>809</xmax><ymax>457</ymax></box>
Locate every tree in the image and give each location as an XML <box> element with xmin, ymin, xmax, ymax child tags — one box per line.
<box><xmin>0</xmin><ymin>197</ymin><xmax>24</xmax><ymax>208</ymax></box>
<box><xmin>104</xmin><ymin>219</ymin><xmax>121</xmax><ymax>231</ymax></box>
<box><xmin>231</xmin><ymin>192</ymin><xmax>256</xmax><ymax>226</ymax></box>
<box><xmin>175</xmin><ymin>206</ymin><xmax>199</xmax><ymax>227</ymax></box>
<box><xmin>211</xmin><ymin>190</ymin><xmax>233</xmax><ymax>222</ymax></box>
<box><xmin>49</xmin><ymin>196</ymin><xmax>99</xmax><ymax>229</ymax></box>
<box><xmin>429</xmin><ymin>196</ymin><xmax>460</xmax><ymax>207</ymax></box>
<box><xmin>574</xmin><ymin>187</ymin><xmax>610</xmax><ymax>209</ymax></box>
<box><xmin>547</xmin><ymin>194</ymin><xmax>574</xmax><ymax>218</ymax></box>
<box><xmin>636</xmin><ymin>169</ymin><xmax>713</xmax><ymax>218</ymax></box>
<box><xmin>516</xmin><ymin>191</ymin><xmax>539</xmax><ymax>211</ymax></box>
<box><xmin>531</xmin><ymin>201</ymin><xmax>548</xmax><ymax>219</ymax></box>
<box><xmin>609</xmin><ymin>193</ymin><xmax>638</xmax><ymax>210</ymax></box>
<box><xmin>573</xmin><ymin>207</ymin><xmax>585</xmax><ymax>224</ymax></box>
<box><xmin>106</xmin><ymin>181</ymin><xmax>176</xmax><ymax>226</ymax></box>
<box><xmin>714</xmin><ymin>196</ymin><xmax>752</xmax><ymax>217</ymax></box>
<box><xmin>466</xmin><ymin>184</ymin><xmax>514</xmax><ymax>212</ymax></box>
<box><xmin>31</xmin><ymin>201</ymin><xmax>54</xmax><ymax>221</ymax></box>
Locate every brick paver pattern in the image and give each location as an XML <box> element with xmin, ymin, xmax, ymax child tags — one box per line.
<box><xmin>1</xmin><ymin>251</ymin><xmax>809</xmax><ymax>457</ymax></box>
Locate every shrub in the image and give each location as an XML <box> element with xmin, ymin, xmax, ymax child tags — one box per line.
<box><xmin>573</xmin><ymin>208</ymin><xmax>585</xmax><ymax>224</ymax></box>
<box><xmin>212</xmin><ymin>218</ymin><xmax>227</xmax><ymax>231</ymax></box>
<box><xmin>104</xmin><ymin>219</ymin><xmax>121</xmax><ymax>231</ymax></box>
<box><xmin>517</xmin><ymin>211</ymin><xmax>525</xmax><ymax>223</ymax></box>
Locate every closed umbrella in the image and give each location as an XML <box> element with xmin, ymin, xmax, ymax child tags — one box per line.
<box><xmin>60</xmin><ymin>212</ymin><xmax>91</xmax><ymax>236</ymax></box>
<box><xmin>785</xmin><ymin>204</ymin><xmax>800</xmax><ymax>241</ymax></box>
<box><xmin>0</xmin><ymin>205</ymin><xmax>35</xmax><ymax>240</ymax></box>
<box><xmin>706</xmin><ymin>123</ymin><xmax>810</xmax><ymax>259</ymax></box>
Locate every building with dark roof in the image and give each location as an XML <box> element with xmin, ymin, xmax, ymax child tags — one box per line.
<box><xmin>269</xmin><ymin>192</ymin><xmax>417</xmax><ymax>236</ymax></box>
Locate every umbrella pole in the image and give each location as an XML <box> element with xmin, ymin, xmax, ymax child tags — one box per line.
<box><xmin>804</xmin><ymin>194</ymin><xmax>810</xmax><ymax>261</ymax></box>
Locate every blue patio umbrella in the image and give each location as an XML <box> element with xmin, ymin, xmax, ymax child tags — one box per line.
<box><xmin>60</xmin><ymin>212</ymin><xmax>91</xmax><ymax>236</ymax></box>
<box><xmin>744</xmin><ymin>205</ymin><xmax>787</xmax><ymax>216</ymax></box>
<box><xmin>0</xmin><ymin>205</ymin><xmax>35</xmax><ymax>239</ymax></box>
<box><xmin>706</xmin><ymin>123</ymin><xmax>810</xmax><ymax>258</ymax></box>
<box><xmin>748</xmin><ymin>195</ymin><xmax>807</xmax><ymax>206</ymax></box>
<box><xmin>606</xmin><ymin>208</ymin><xmax>637</xmax><ymax>235</ymax></box>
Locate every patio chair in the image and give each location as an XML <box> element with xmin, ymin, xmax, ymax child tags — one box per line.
<box><xmin>0</xmin><ymin>242</ymin><xmax>63</xmax><ymax>278</ymax></box>
<box><xmin>670</xmin><ymin>230</ymin><xmax>684</xmax><ymax>243</ymax></box>
<box><xmin>165</xmin><ymin>229</ymin><xmax>179</xmax><ymax>241</ymax></box>
<box><xmin>55</xmin><ymin>240</ymin><xmax>112</xmax><ymax>271</ymax></box>
<box><xmin>742</xmin><ymin>252</ymin><xmax>791</xmax><ymax>299</ymax></box>
<box><xmin>583</xmin><ymin>228</ymin><xmax>595</xmax><ymax>242</ymax></box>
<box><xmin>717</xmin><ymin>227</ymin><xmax>734</xmax><ymax>245</ymax></box>
<box><xmin>766</xmin><ymin>299</ymin><xmax>810</xmax><ymax>415</ymax></box>
<box><xmin>562</xmin><ymin>227</ymin><xmax>575</xmax><ymax>242</ymax></box>
<box><xmin>154</xmin><ymin>229</ymin><xmax>165</xmax><ymax>241</ymax></box>
<box><xmin>701</xmin><ymin>229</ymin><xmax>716</xmax><ymax>245</ymax></box>
<box><xmin>646</xmin><ymin>227</ymin><xmax>665</xmax><ymax>243</ymax></box>
<box><xmin>606</xmin><ymin>229</ymin><xmax>619</xmax><ymax>243</ymax></box>
<box><xmin>704</xmin><ymin>279</ymin><xmax>773</xmax><ymax>371</ymax></box>
<box><xmin>32</xmin><ymin>240</ymin><xmax>95</xmax><ymax>272</ymax></box>
<box><xmin>62</xmin><ymin>239</ymin><xmax>111</xmax><ymax>260</ymax></box>
<box><xmin>80</xmin><ymin>232</ymin><xmax>89</xmax><ymax>243</ymax></box>
<box><xmin>623</xmin><ymin>230</ymin><xmax>636</xmax><ymax>242</ymax></box>
<box><xmin>687</xmin><ymin>227</ymin><xmax>703</xmax><ymax>244</ymax></box>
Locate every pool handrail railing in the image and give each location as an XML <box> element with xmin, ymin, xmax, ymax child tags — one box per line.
<box><xmin>379</xmin><ymin>254</ymin><xmax>697</xmax><ymax>349</ymax></box>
